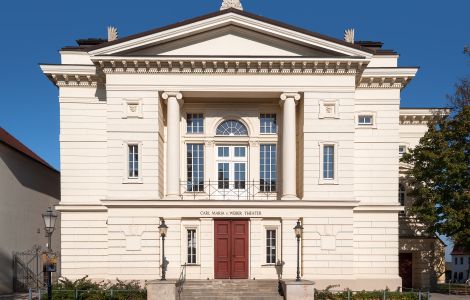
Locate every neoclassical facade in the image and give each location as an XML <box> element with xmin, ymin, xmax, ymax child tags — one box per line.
<box><xmin>41</xmin><ymin>2</ymin><xmax>435</xmax><ymax>290</ymax></box>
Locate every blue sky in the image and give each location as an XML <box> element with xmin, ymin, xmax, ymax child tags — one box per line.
<box><xmin>1</xmin><ymin>0</ymin><xmax>469</xmax><ymax>169</ymax></box>
<box><xmin>0</xmin><ymin>0</ymin><xmax>464</xmax><ymax>260</ymax></box>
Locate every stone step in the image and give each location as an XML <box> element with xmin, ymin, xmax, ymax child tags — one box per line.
<box><xmin>179</xmin><ymin>280</ymin><xmax>282</xmax><ymax>300</ymax></box>
<box><xmin>179</xmin><ymin>295</ymin><xmax>284</xmax><ymax>300</ymax></box>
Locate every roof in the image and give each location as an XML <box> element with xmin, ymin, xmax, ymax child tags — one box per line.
<box><xmin>0</xmin><ymin>127</ymin><xmax>58</xmax><ymax>173</ymax></box>
<box><xmin>62</xmin><ymin>8</ymin><xmax>396</xmax><ymax>56</ymax></box>
<box><xmin>451</xmin><ymin>245</ymin><xmax>470</xmax><ymax>256</ymax></box>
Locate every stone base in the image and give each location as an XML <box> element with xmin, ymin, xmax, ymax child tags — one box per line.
<box><xmin>281</xmin><ymin>280</ymin><xmax>315</xmax><ymax>300</ymax></box>
<box><xmin>147</xmin><ymin>279</ymin><xmax>176</xmax><ymax>300</ymax></box>
<box><xmin>311</xmin><ymin>277</ymin><xmax>402</xmax><ymax>291</ymax></box>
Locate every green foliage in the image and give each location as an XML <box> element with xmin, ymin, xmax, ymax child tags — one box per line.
<box><xmin>401</xmin><ymin>106</ymin><xmax>470</xmax><ymax>247</ymax></box>
<box><xmin>52</xmin><ymin>276</ymin><xmax>146</xmax><ymax>300</ymax></box>
<box><xmin>314</xmin><ymin>289</ymin><xmax>429</xmax><ymax>300</ymax></box>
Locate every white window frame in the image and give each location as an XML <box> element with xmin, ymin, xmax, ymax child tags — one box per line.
<box><xmin>399</xmin><ymin>145</ymin><xmax>407</xmax><ymax>157</ymax></box>
<box><xmin>186</xmin><ymin>113</ymin><xmax>204</xmax><ymax>134</ymax></box>
<box><xmin>181</xmin><ymin>220</ymin><xmax>200</xmax><ymax>266</ymax></box>
<box><xmin>355</xmin><ymin>112</ymin><xmax>377</xmax><ymax>128</ymax></box>
<box><xmin>259</xmin><ymin>113</ymin><xmax>277</xmax><ymax>135</ymax></box>
<box><xmin>319</xmin><ymin>142</ymin><xmax>339</xmax><ymax>184</ymax></box>
<box><xmin>262</xmin><ymin>220</ymin><xmax>281</xmax><ymax>266</ymax></box>
<box><xmin>123</xmin><ymin>141</ymin><xmax>143</xmax><ymax>184</ymax></box>
<box><xmin>318</xmin><ymin>99</ymin><xmax>340</xmax><ymax>119</ymax></box>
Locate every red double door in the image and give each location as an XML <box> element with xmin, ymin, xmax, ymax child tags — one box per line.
<box><xmin>214</xmin><ymin>220</ymin><xmax>249</xmax><ymax>279</ymax></box>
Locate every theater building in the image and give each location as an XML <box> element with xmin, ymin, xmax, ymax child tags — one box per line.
<box><xmin>40</xmin><ymin>0</ymin><xmax>435</xmax><ymax>290</ymax></box>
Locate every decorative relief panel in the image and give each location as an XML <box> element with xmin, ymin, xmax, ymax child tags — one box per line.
<box><xmin>122</xmin><ymin>98</ymin><xmax>143</xmax><ymax>118</ymax></box>
<box><xmin>318</xmin><ymin>100</ymin><xmax>340</xmax><ymax>119</ymax></box>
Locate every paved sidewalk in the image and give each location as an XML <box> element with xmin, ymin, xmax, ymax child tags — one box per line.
<box><xmin>431</xmin><ymin>293</ymin><xmax>470</xmax><ymax>300</ymax></box>
<box><xmin>0</xmin><ymin>294</ymin><xmax>30</xmax><ymax>300</ymax></box>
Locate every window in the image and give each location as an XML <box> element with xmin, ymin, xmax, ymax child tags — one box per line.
<box><xmin>187</xmin><ymin>229</ymin><xmax>197</xmax><ymax>264</ymax></box>
<box><xmin>461</xmin><ymin>257</ymin><xmax>464</xmax><ymax>264</ymax></box>
<box><xmin>399</xmin><ymin>184</ymin><xmax>406</xmax><ymax>206</ymax></box>
<box><xmin>216</xmin><ymin>120</ymin><xmax>248</xmax><ymax>136</ymax></box>
<box><xmin>260</xmin><ymin>144</ymin><xmax>277</xmax><ymax>192</ymax></box>
<box><xmin>323</xmin><ymin>145</ymin><xmax>335</xmax><ymax>180</ymax></box>
<box><xmin>455</xmin><ymin>258</ymin><xmax>458</xmax><ymax>265</ymax></box>
<box><xmin>128</xmin><ymin>144</ymin><xmax>139</xmax><ymax>178</ymax></box>
<box><xmin>358</xmin><ymin>115</ymin><xmax>373</xmax><ymax>125</ymax></box>
<box><xmin>399</xmin><ymin>145</ymin><xmax>407</xmax><ymax>156</ymax></box>
<box><xmin>234</xmin><ymin>146</ymin><xmax>246</xmax><ymax>157</ymax></box>
<box><xmin>260</xmin><ymin>114</ymin><xmax>277</xmax><ymax>134</ymax></box>
<box><xmin>187</xmin><ymin>144</ymin><xmax>204</xmax><ymax>192</ymax></box>
<box><xmin>187</xmin><ymin>114</ymin><xmax>204</xmax><ymax>134</ymax></box>
<box><xmin>266</xmin><ymin>229</ymin><xmax>277</xmax><ymax>264</ymax></box>
<box><xmin>218</xmin><ymin>146</ymin><xmax>229</xmax><ymax>157</ymax></box>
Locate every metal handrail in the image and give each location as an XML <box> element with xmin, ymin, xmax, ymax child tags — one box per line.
<box><xmin>176</xmin><ymin>263</ymin><xmax>187</xmax><ymax>298</ymax></box>
<box><xmin>180</xmin><ymin>180</ymin><xmax>278</xmax><ymax>200</ymax></box>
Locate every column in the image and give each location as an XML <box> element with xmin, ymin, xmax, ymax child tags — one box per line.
<box><xmin>280</xmin><ymin>93</ymin><xmax>300</xmax><ymax>200</ymax></box>
<box><xmin>162</xmin><ymin>92</ymin><xmax>183</xmax><ymax>199</ymax></box>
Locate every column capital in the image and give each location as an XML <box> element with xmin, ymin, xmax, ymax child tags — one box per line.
<box><xmin>280</xmin><ymin>93</ymin><xmax>301</xmax><ymax>106</ymax></box>
<box><xmin>162</xmin><ymin>91</ymin><xmax>184</xmax><ymax>105</ymax></box>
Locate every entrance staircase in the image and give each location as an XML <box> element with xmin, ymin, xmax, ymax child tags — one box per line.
<box><xmin>178</xmin><ymin>279</ymin><xmax>283</xmax><ymax>300</ymax></box>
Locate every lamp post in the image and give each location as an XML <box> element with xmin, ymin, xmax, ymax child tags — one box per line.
<box><xmin>42</xmin><ymin>207</ymin><xmax>57</xmax><ymax>300</ymax></box>
<box><xmin>158</xmin><ymin>219</ymin><xmax>168</xmax><ymax>280</ymax></box>
<box><xmin>294</xmin><ymin>220</ymin><xmax>303</xmax><ymax>282</ymax></box>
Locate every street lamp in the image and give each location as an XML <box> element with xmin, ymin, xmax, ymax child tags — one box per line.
<box><xmin>42</xmin><ymin>207</ymin><xmax>57</xmax><ymax>300</ymax></box>
<box><xmin>294</xmin><ymin>220</ymin><xmax>303</xmax><ymax>282</ymax></box>
<box><xmin>158</xmin><ymin>218</ymin><xmax>168</xmax><ymax>280</ymax></box>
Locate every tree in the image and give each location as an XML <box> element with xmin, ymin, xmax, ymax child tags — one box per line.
<box><xmin>401</xmin><ymin>96</ymin><xmax>469</xmax><ymax>247</ymax></box>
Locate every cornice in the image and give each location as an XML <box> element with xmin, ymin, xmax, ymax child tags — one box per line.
<box><xmin>40</xmin><ymin>64</ymin><xmax>103</xmax><ymax>88</ymax></box>
<box><xmin>399</xmin><ymin>108</ymin><xmax>449</xmax><ymax>125</ymax></box>
<box><xmin>92</xmin><ymin>57</ymin><xmax>369</xmax><ymax>77</ymax></box>
<box><xmin>357</xmin><ymin>67</ymin><xmax>418</xmax><ymax>89</ymax></box>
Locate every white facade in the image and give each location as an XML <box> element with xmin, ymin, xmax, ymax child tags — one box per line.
<box><xmin>450</xmin><ymin>247</ymin><xmax>470</xmax><ymax>283</ymax></box>
<box><xmin>40</xmin><ymin>6</ymin><xmax>432</xmax><ymax>290</ymax></box>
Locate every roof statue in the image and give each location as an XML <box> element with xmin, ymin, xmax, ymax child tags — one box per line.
<box><xmin>107</xmin><ymin>26</ymin><xmax>118</xmax><ymax>42</ymax></box>
<box><xmin>220</xmin><ymin>0</ymin><xmax>243</xmax><ymax>11</ymax></box>
<box><xmin>344</xmin><ymin>28</ymin><xmax>355</xmax><ymax>44</ymax></box>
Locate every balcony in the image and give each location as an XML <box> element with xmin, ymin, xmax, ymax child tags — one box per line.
<box><xmin>180</xmin><ymin>180</ymin><xmax>278</xmax><ymax>200</ymax></box>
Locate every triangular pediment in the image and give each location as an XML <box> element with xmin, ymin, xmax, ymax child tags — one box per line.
<box><xmin>124</xmin><ymin>26</ymin><xmax>336</xmax><ymax>57</ymax></box>
<box><xmin>89</xmin><ymin>9</ymin><xmax>373</xmax><ymax>58</ymax></box>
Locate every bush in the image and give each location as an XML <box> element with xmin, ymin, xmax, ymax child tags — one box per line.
<box><xmin>52</xmin><ymin>276</ymin><xmax>146</xmax><ymax>300</ymax></box>
<box><xmin>314</xmin><ymin>286</ymin><xmax>429</xmax><ymax>300</ymax></box>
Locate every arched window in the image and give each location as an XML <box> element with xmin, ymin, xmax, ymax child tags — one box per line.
<box><xmin>216</xmin><ymin>120</ymin><xmax>248</xmax><ymax>136</ymax></box>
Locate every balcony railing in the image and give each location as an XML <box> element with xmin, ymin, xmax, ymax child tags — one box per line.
<box><xmin>180</xmin><ymin>180</ymin><xmax>278</xmax><ymax>200</ymax></box>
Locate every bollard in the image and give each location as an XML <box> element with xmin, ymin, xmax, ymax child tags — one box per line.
<box><xmin>426</xmin><ymin>291</ymin><xmax>430</xmax><ymax>300</ymax></box>
<box><xmin>38</xmin><ymin>288</ymin><xmax>42</xmax><ymax>300</ymax></box>
<box><xmin>418</xmin><ymin>289</ymin><xmax>422</xmax><ymax>300</ymax></box>
<box><xmin>75</xmin><ymin>289</ymin><xmax>78</xmax><ymax>300</ymax></box>
<box><xmin>383</xmin><ymin>290</ymin><xmax>386</xmax><ymax>300</ymax></box>
<box><xmin>28</xmin><ymin>287</ymin><xmax>32</xmax><ymax>300</ymax></box>
<box><xmin>348</xmin><ymin>290</ymin><xmax>351</xmax><ymax>300</ymax></box>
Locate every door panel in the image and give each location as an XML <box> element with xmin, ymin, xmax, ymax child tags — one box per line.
<box><xmin>230</xmin><ymin>220</ymin><xmax>249</xmax><ymax>279</ymax></box>
<box><xmin>215</xmin><ymin>220</ymin><xmax>231</xmax><ymax>279</ymax></box>
<box><xmin>214</xmin><ymin>220</ymin><xmax>248</xmax><ymax>279</ymax></box>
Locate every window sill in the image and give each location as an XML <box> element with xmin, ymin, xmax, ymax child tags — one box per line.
<box><xmin>318</xmin><ymin>178</ymin><xmax>338</xmax><ymax>185</ymax></box>
<box><xmin>355</xmin><ymin>124</ymin><xmax>377</xmax><ymax>129</ymax></box>
<box><xmin>122</xmin><ymin>178</ymin><xmax>143</xmax><ymax>184</ymax></box>
<box><xmin>183</xmin><ymin>264</ymin><xmax>200</xmax><ymax>267</ymax></box>
<box><xmin>261</xmin><ymin>264</ymin><xmax>276</xmax><ymax>267</ymax></box>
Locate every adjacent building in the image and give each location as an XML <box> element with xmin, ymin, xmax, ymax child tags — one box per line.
<box><xmin>40</xmin><ymin>1</ymin><xmax>442</xmax><ymax>290</ymax></box>
<box><xmin>450</xmin><ymin>245</ymin><xmax>470</xmax><ymax>283</ymax></box>
<box><xmin>0</xmin><ymin>127</ymin><xmax>60</xmax><ymax>294</ymax></box>
<box><xmin>398</xmin><ymin>110</ymin><xmax>446</xmax><ymax>289</ymax></box>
